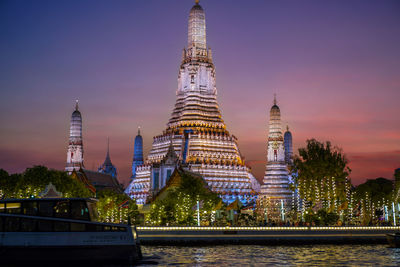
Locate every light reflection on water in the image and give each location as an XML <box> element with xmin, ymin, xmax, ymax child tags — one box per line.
<box><xmin>140</xmin><ymin>245</ymin><xmax>400</xmax><ymax>266</ymax></box>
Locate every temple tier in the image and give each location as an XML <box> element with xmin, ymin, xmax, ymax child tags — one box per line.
<box><xmin>125</xmin><ymin>2</ymin><xmax>260</xmax><ymax>205</ymax></box>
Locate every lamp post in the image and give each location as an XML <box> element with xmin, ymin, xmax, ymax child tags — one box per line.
<box><xmin>392</xmin><ymin>202</ymin><xmax>396</xmax><ymax>226</ymax></box>
<box><xmin>197</xmin><ymin>200</ymin><xmax>200</xmax><ymax>227</ymax></box>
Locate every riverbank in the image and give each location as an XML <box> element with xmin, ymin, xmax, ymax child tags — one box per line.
<box><xmin>136</xmin><ymin>226</ymin><xmax>400</xmax><ymax>245</ymax></box>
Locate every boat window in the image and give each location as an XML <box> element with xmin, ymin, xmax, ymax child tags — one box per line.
<box><xmin>5</xmin><ymin>217</ymin><xmax>20</xmax><ymax>231</ymax></box>
<box><xmin>85</xmin><ymin>223</ymin><xmax>103</xmax><ymax>232</ymax></box>
<box><xmin>71</xmin><ymin>201</ymin><xmax>90</xmax><ymax>221</ymax></box>
<box><xmin>104</xmin><ymin>225</ymin><xmax>111</xmax><ymax>231</ymax></box>
<box><xmin>6</xmin><ymin>202</ymin><xmax>21</xmax><ymax>214</ymax></box>
<box><xmin>70</xmin><ymin>222</ymin><xmax>85</xmax><ymax>232</ymax></box>
<box><xmin>23</xmin><ymin>201</ymin><xmax>38</xmax><ymax>216</ymax></box>
<box><xmin>54</xmin><ymin>200</ymin><xmax>70</xmax><ymax>218</ymax></box>
<box><xmin>20</xmin><ymin>218</ymin><xmax>37</xmax><ymax>232</ymax></box>
<box><xmin>0</xmin><ymin>203</ymin><xmax>5</xmax><ymax>213</ymax></box>
<box><xmin>38</xmin><ymin>201</ymin><xmax>54</xmax><ymax>217</ymax></box>
<box><xmin>54</xmin><ymin>221</ymin><xmax>69</xmax><ymax>232</ymax></box>
<box><xmin>38</xmin><ymin>220</ymin><xmax>53</xmax><ymax>232</ymax></box>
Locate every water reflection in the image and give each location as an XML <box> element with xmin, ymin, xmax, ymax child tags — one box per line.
<box><xmin>140</xmin><ymin>245</ymin><xmax>400</xmax><ymax>266</ymax></box>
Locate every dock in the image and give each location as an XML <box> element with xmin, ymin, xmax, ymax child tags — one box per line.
<box><xmin>136</xmin><ymin>226</ymin><xmax>400</xmax><ymax>245</ymax></box>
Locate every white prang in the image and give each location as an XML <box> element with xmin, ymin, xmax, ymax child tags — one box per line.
<box><xmin>65</xmin><ymin>100</ymin><xmax>84</xmax><ymax>174</ymax></box>
<box><xmin>125</xmin><ymin>2</ymin><xmax>259</xmax><ymax>205</ymax></box>
<box><xmin>260</xmin><ymin>97</ymin><xmax>293</xmax><ymax>213</ymax></box>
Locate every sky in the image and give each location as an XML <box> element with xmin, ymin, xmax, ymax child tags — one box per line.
<box><xmin>0</xmin><ymin>0</ymin><xmax>399</xmax><ymax>186</ymax></box>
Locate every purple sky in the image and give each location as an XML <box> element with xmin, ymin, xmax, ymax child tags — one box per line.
<box><xmin>1</xmin><ymin>0</ymin><xmax>399</xmax><ymax>186</ymax></box>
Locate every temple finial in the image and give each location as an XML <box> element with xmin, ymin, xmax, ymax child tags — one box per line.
<box><xmin>195</xmin><ymin>0</ymin><xmax>199</xmax><ymax>4</ymax></box>
<box><xmin>75</xmin><ymin>99</ymin><xmax>79</xmax><ymax>111</ymax></box>
<box><xmin>286</xmin><ymin>125</ymin><xmax>289</xmax><ymax>131</ymax></box>
<box><xmin>138</xmin><ymin>126</ymin><xmax>141</xmax><ymax>135</ymax></box>
<box><xmin>273</xmin><ymin>94</ymin><xmax>277</xmax><ymax>105</ymax></box>
<box><xmin>107</xmin><ymin>137</ymin><xmax>110</xmax><ymax>156</ymax></box>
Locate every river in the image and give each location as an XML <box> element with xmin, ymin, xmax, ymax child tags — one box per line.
<box><xmin>140</xmin><ymin>244</ymin><xmax>400</xmax><ymax>266</ymax></box>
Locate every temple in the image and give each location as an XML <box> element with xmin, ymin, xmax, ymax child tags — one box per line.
<box><xmin>65</xmin><ymin>100</ymin><xmax>84</xmax><ymax>174</ymax></box>
<box><xmin>260</xmin><ymin>96</ymin><xmax>293</xmax><ymax>218</ymax></box>
<box><xmin>125</xmin><ymin>1</ymin><xmax>259</xmax><ymax>205</ymax></box>
<box><xmin>131</xmin><ymin>127</ymin><xmax>144</xmax><ymax>179</ymax></box>
<box><xmin>284</xmin><ymin>126</ymin><xmax>293</xmax><ymax>165</ymax></box>
<box><xmin>98</xmin><ymin>138</ymin><xmax>117</xmax><ymax>179</ymax></box>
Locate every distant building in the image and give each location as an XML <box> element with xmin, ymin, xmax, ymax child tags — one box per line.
<box><xmin>65</xmin><ymin>100</ymin><xmax>84</xmax><ymax>174</ymax></box>
<box><xmin>98</xmin><ymin>138</ymin><xmax>117</xmax><ymax>179</ymax></box>
<box><xmin>131</xmin><ymin>127</ymin><xmax>144</xmax><ymax>179</ymax></box>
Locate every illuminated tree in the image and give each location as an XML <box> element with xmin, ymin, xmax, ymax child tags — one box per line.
<box><xmin>291</xmin><ymin>139</ymin><xmax>351</xmax><ymax>220</ymax></box>
<box><xmin>96</xmin><ymin>189</ymin><xmax>139</xmax><ymax>224</ymax></box>
<box><xmin>354</xmin><ymin>177</ymin><xmax>394</xmax><ymax>224</ymax></box>
<box><xmin>147</xmin><ymin>170</ymin><xmax>220</xmax><ymax>226</ymax></box>
<box><xmin>394</xmin><ymin>169</ymin><xmax>400</xmax><ymax>203</ymax></box>
<box><xmin>0</xmin><ymin>166</ymin><xmax>92</xmax><ymax>199</ymax></box>
<box><xmin>0</xmin><ymin>166</ymin><xmax>140</xmax><ymax>225</ymax></box>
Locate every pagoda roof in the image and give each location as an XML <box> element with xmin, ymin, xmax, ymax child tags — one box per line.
<box><xmin>72</xmin><ymin>168</ymin><xmax>124</xmax><ymax>194</ymax></box>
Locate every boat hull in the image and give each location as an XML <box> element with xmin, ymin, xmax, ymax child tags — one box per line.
<box><xmin>0</xmin><ymin>244</ymin><xmax>140</xmax><ymax>264</ymax></box>
<box><xmin>0</xmin><ymin>231</ymin><xmax>141</xmax><ymax>263</ymax></box>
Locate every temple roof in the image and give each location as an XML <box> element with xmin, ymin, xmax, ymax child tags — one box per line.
<box><xmin>101</xmin><ymin>138</ymin><xmax>113</xmax><ymax>167</ymax></box>
<box><xmin>190</xmin><ymin>3</ymin><xmax>203</xmax><ymax>11</ymax></box>
<box><xmin>148</xmin><ymin>166</ymin><xmax>211</xmax><ymax>204</ymax></box>
<box><xmin>74</xmin><ymin>169</ymin><xmax>123</xmax><ymax>194</ymax></box>
<box><xmin>72</xmin><ymin>100</ymin><xmax>81</xmax><ymax>117</ymax></box>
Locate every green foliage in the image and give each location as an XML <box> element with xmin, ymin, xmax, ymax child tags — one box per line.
<box><xmin>303</xmin><ymin>209</ymin><xmax>339</xmax><ymax>226</ymax></box>
<box><xmin>292</xmin><ymin>139</ymin><xmax>351</xmax><ymax>211</ymax></box>
<box><xmin>96</xmin><ymin>189</ymin><xmax>139</xmax><ymax>224</ymax></box>
<box><xmin>394</xmin><ymin>169</ymin><xmax>400</xmax><ymax>202</ymax></box>
<box><xmin>0</xmin><ymin>166</ymin><xmax>140</xmax><ymax>225</ymax></box>
<box><xmin>237</xmin><ymin>213</ymin><xmax>257</xmax><ymax>226</ymax></box>
<box><xmin>0</xmin><ymin>166</ymin><xmax>92</xmax><ymax>199</ymax></box>
<box><xmin>147</xmin><ymin>170</ymin><xmax>221</xmax><ymax>226</ymax></box>
<box><xmin>354</xmin><ymin>178</ymin><xmax>393</xmax><ymax>204</ymax></box>
<box><xmin>354</xmin><ymin>177</ymin><xmax>394</xmax><ymax>224</ymax></box>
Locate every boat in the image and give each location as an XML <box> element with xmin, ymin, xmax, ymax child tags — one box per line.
<box><xmin>386</xmin><ymin>232</ymin><xmax>400</xmax><ymax>247</ymax></box>
<box><xmin>0</xmin><ymin>198</ymin><xmax>142</xmax><ymax>264</ymax></box>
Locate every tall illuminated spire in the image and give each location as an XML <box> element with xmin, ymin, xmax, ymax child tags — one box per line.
<box><xmin>65</xmin><ymin>100</ymin><xmax>84</xmax><ymax>173</ymax></box>
<box><xmin>261</xmin><ymin>95</ymin><xmax>292</xmax><ymax>219</ymax></box>
<box><xmin>131</xmin><ymin>127</ymin><xmax>144</xmax><ymax>178</ymax></box>
<box><xmin>126</xmin><ymin>2</ymin><xmax>259</xmax><ymax>205</ymax></box>
<box><xmin>188</xmin><ymin>0</ymin><xmax>206</xmax><ymax>49</ymax></box>
<box><xmin>284</xmin><ymin>125</ymin><xmax>293</xmax><ymax>165</ymax></box>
